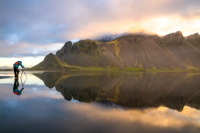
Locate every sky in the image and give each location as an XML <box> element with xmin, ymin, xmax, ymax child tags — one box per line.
<box><xmin>0</xmin><ymin>0</ymin><xmax>200</xmax><ymax>68</ymax></box>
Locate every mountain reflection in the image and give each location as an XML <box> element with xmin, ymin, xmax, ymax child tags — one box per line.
<box><xmin>33</xmin><ymin>72</ymin><xmax>200</xmax><ymax>111</ymax></box>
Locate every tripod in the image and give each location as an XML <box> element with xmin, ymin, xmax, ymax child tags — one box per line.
<box><xmin>20</xmin><ymin>69</ymin><xmax>27</xmax><ymax>88</ymax></box>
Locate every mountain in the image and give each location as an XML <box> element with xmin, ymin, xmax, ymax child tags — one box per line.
<box><xmin>186</xmin><ymin>33</ymin><xmax>200</xmax><ymax>46</ymax></box>
<box><xmin>31</xmin><ymin>53</ymin><xmax>77</xmax><ymax>70</ymax></box>
<box><xmin>32</xmin><ymin>31</ymin><xmax>200</xmax><ymax>70</ymax></box>
<box><xmin>56</xmin><ymin>40</ymin><xmax>111</xmax><ymax>68</ymax></box>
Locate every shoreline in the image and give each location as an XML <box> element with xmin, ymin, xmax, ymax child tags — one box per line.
<box><xmin>1</xmin><ymin>68</ymin><xmax>200</xmax><ymax>72</ymax></box>
<box><xmin>0</xmin><ymin>76</ymin><xmax>13</xmax><ymax>79</ymax></box>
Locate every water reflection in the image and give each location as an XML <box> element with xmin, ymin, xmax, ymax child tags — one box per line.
<box><xmin>0</xmin><ymin>71</ymin><xmax>200</xmax><ymax>133</ymax></box>
<box><xmin>13</xmin><ymin>79</ymin><xmax>24</xmax><ymax>95</ymax></box>
<box><xmin>33</xmin><ymin>72</ymin><xmax>200</xmax><ymax>112</ymax></box>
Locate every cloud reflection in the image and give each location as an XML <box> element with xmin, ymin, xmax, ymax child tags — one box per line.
<box><xmin>1</xmin><ymin>71</ymin><xmax>200</xmax><ymax>132</ymax></box>
<box><xmin>62</xmin><ymin>102</ymin><xmax>200</xmax><ymax>132</ymax></box>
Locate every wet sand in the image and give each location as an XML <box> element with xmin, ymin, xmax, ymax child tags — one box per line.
<box><xmin>0</xmin><ymin>76</ymin><xmax>12</xmax><ymax>79</ymax></box>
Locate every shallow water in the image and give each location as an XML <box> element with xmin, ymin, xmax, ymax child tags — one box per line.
<box><xmin>0</xmin><ymin>71</ymin><xmax>200</xmax><ymax>133</ymax></box>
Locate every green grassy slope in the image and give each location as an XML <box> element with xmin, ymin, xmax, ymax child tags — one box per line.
<box><xmin>31</xmin><ymin>53</ymin><xmax>76</xmax><ymax>70</ymax></box>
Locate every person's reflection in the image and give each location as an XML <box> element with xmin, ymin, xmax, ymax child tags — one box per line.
<box><xmin>13</xmin><ymin>79</ymin><xmax>24</xmax><ymax>95</ymax></box>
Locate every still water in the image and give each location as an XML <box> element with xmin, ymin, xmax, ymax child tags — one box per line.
<box><xmin>0</xmin><ymin>71</ymin><xmax>200</xmax><ymax>133</ymax></box>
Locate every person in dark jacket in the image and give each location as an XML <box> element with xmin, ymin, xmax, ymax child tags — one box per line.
<box><xmin>13</xmin><ymin>79</ymin><xmax>24</xmax><ymax>95</ymax></box>
<box><xmin>13</xmin><ymin>61</ymin><xmax>25</xmax><ymax>79</ymax></box>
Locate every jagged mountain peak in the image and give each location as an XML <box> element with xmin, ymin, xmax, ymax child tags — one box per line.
<box><xmin>32</xmin><ymin>31</ymin><xmax>200</xmax><ymax>70</ymax></box>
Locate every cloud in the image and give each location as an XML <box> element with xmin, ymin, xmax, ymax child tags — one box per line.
<box><xmin>0</xmin><ymin>0</ymin><xmax>200</xmax><ymax>58</ymax></box>
<box><xmin>0</xmin><ymin>41</ymin><xmax>63</xmax><ymax>57</ymax></box>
